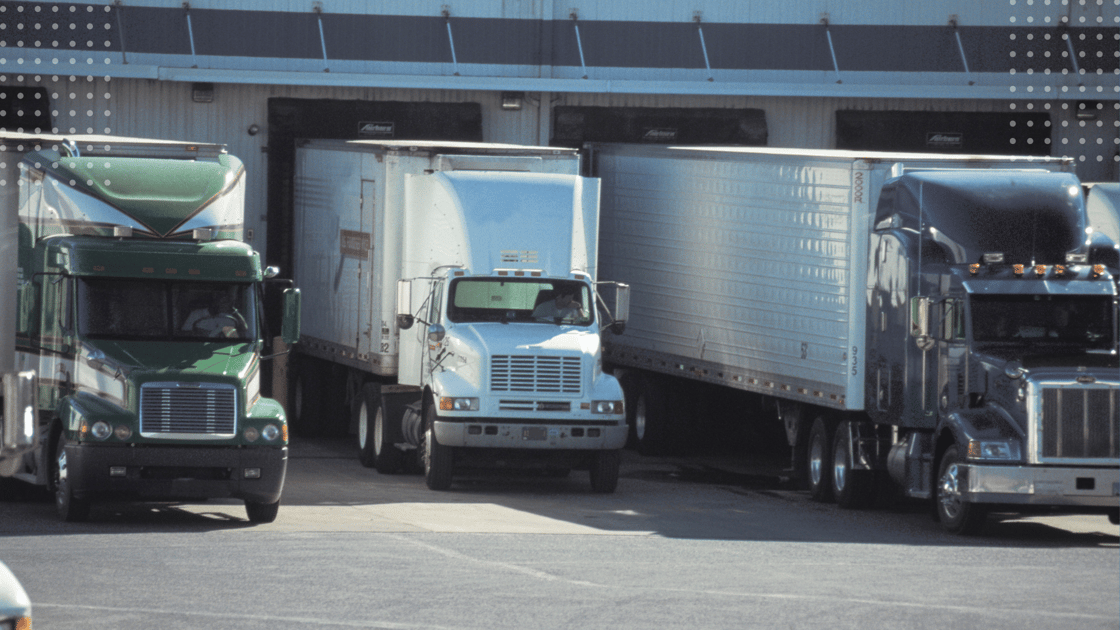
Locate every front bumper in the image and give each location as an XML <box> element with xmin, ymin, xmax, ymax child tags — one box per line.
<box><xmin>66</xmin><ymin>443</ymin><xmax>287</xmax><ymax>504</ymax></box>
<box><xmin>434</xmin><ymin>418</ymin><xmax>627</xmax><ymax>450</ymax></box>
<box><xmin>964</xmin><ymin>463</ymin><xmax>1119</xmax><ymax>507</ymax></box>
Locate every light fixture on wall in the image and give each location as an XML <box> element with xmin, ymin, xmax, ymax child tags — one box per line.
<box><xmin>1075</xmin><ymin>100</ymin><xmax>1101</xmax><ymax>121</ymax></box>
<box><xmin>191</xmin><ymin>82</ymin><xmax>214</xmax><ymax>103</ymax></box>
<box><xmin>500</xmin><ymin>91</ymin><xmax>524</xmax><ymax>111</ymax></box>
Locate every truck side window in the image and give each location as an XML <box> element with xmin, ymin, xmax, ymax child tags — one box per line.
<box><xmin>940</xmin><ymin>299</ymin><xmax>964</xmax><ymax>341</ymax></box>
<box><xmin>429</xmin><ymin>280</ymin><xmax>444</xmax><ymax>324</ymax></box>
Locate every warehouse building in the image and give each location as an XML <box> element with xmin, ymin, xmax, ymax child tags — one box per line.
<box><xmin>0</xmin><ymin>0</ymin><xmax>1117</xmax><ymax>273</ymax></box>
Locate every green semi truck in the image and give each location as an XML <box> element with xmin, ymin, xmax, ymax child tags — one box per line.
<box><xmin>0</xmin><ymin>132</ymin><xmax>300</xmax><ymax>523</ymax></box>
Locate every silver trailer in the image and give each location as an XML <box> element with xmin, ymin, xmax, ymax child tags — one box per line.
<box><xmin>590</xmin><ymin>143</ymin><xmax>1119</xmax><ymax>533</ymax></box>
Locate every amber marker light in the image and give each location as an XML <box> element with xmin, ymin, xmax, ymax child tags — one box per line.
<box><xmin>1092</xmin><ymin>264</ymin><xmax>1105</xmax><ymax>278</ymax></box>
<box><xmin>1013</xmin><ymin>264</ymin><xmax>1024</xmax><ymax>275</ymax></box>
<box><xmin>1034</xmin><ymin>264</ymin><xmax>1047</xmax><ymax>276</ymax></box>
<box><xmin>1054</xmin><ymin>265</ymin><xmax>1066</xmax><ymax>276</ymax></box>
<box><xmin>969</xmin><ymin>263</ymin><xmax>980</xmax><ymax>275</ymax></box>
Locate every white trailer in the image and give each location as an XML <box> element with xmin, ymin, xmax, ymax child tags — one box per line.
<box><xmin>590</xmin><ymin>144</ymin><xmax>1118</xmax><ymax>532</ymax></box>
<box><xmin>291</xmin><ymin>140</ymin><xmax>629</xmax><ymax>491</ymax></box>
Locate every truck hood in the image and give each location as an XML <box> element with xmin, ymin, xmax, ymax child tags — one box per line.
<box><xmin>81</xmin><ymin>339</ymin><xmax>258</xmax><ymax>380</ymax></box>
<box><xmin>449</xmin><ymin>323</ymin><xmax>601</xmax><ymax>357</ymax></box>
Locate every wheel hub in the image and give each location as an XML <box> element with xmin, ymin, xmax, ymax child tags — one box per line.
<box><xmin>809</xmin><ymin>437</ymin><xmax>825</xmax><ymax>487</ymax></box>
<box><xmin>939</xmin><ymin>463</ymin><xmax>964</xmax><ymax>519</ymax></box>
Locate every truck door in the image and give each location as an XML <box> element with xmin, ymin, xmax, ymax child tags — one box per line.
<box><xmin>40</xmin><ymin>275</ymin><xmax>74</xmax><ymax>410</ymax></box>
<box><xmin>934</xmin><ymin>298</ymin><xmax>966</xmax><ymax>414</ymax></box>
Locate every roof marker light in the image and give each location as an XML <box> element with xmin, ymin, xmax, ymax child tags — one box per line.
<box><xmin>969</xmin><ymin>263</ymin><xmax>980</xmax><ymax>275</ymax></box>
<box><xmin>1013</xmin><ymin>264</ymin><xmax>1024</xmax><ymax>276</ymax></box>
<box><xmin>1034</xmin><ymin>264</ymin><xmax>1047</xmax><ymax>276</ymax></box>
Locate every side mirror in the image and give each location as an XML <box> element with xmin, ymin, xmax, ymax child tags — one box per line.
<box><xmin>910</xmin><ymin>296</ymin><xmax>933</xmax><ymax>351</ymax></box>
<box><xmin>613</xmin><ymin>283</ymin><xmax>630</xmax><ymax>326</ymax></box>
<box><xmin>281</xmin><ymin>288</ymin><xmax>301</xmax><ymax>345</ymax></box>
<box><xmin>396</xmin><ymin>279</ymin><xmax>414</xmax><ymax>330</ymax></box>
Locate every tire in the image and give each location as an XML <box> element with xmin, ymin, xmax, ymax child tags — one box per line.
<box><xmin>807</xmin><ymin>416</ymin><xmax>834</xmax><ymax>503</ymax></box>
<box><xmin>422</xmin><ymin>402</ymin><xmax>454</xmax><ymax>490</ymax></box>
<box><xmin>291</xmin><ymin>361</ymin><xmax>323</xmax><ymax>438</ymax></box>
<box><xmin>632</xmin><ymin>376</ymin><xmax>671</xmax><ymax>456</ymax></box>
<box><xmin>617</xmin><ymin>371</ymin><xmax>642</xmax><ymax>449</ymax></box>
<box><xmin>589</xmin><ymin>450</ymin><xmax>621</xmax><ymax>494</ymax></box>
<box><xmin>245</xmin><ymin>499</ymin><xmax>280</xmax><ymax>523</ymax></box>
<box><xmin>357</xmin><ymin>384</ymin><xmax>378</xmax><ymax>468</ymax></box>
<box><xmin>832</xmin><ymin>420</ymin><xmax>875</xmax><ymax>509</ymax></box>
<box><xmin>372</xmin><ymin>395</ymin><xmax>404</xmax><ymax>474</ymax></box>
<box><xmin>54</xmin><ymin>439</ymin><xmax>91</xmax><ymax>522</ymax></box>
<box><xmin>935</xmin><ymin>445</ymin><xmax>987</xmax><ymax>535</ymax></box>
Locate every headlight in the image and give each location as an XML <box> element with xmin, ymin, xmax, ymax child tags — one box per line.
<box><xmin>244</xmin><ymin>427</ymin><xmax>260</xmax><ymax>442</ymax></box>
<box><xmin>113</xmin><ymin>425</ymin><xmax>132</xmax><ymax>440</ymax></box>
<box><xmin>439</xmin><ymin>397</ymin><xmax>479</xmax><ymax>411</ymax></box>
<box><xmin>591</xmin><ymin>401</ymin><xmax>623</xmax><ymax>415</ymax></box>
<box><xmin>262</xmin><ymin>424</ymin><xmax>281</xmax><ymax>441</ymax></box>
<box><xmin>90</xmin><ymin>421</ymin><xmax>112</xmax><ymax>440</ymax></box>
<box><xmin>967</xmin><ymin>440</ymin><xmax>1020</xmax><ymax>461</ymax></box>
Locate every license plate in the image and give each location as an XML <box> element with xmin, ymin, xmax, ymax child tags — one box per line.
<box><xmin>522</xmin><ymin>427</ymin><xmax>547</xmax><ymax>441</ymax></box>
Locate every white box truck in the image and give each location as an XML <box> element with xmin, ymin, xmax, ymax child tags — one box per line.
<box><xmin>589</xmin><ymin>143</ymin><xmax>1119</xmax><ymax>533</ymax></box>
<box><xmin>290</xmin><ymin>140</ymin><xmax>629</xmax><ymax>491</ymax></box>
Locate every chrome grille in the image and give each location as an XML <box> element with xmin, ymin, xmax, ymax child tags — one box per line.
<box><xmin>140</xmin><ymin>382</ymin><xmax>237</xmax><ymax>437</ymax></box>
<box><xmin>1037</xmin><ymin>385</ymin><xmax>1118</xmax><ymax>462</ymax></box>
<box><xmin>491</xmin><ymin>355</ymin><xmax>581</xmax><ymax>395</ymax></box>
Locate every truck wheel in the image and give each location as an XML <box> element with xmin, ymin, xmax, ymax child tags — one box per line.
<box><xmin>292</xmin><ymin>364</ymin><xmax>323</xmax><ymax>438</ymax></box>
<box><xmin>832</xmin><ymin>420</ymin><xmax>874</xmax><ymax>509</ymax></box>
<box><xmin>935</xmin><ymin>445</ymin><xmax>987</xmax><ymax>535</ymax></box>
<box><xmin>632</xmin><ymin>376</ymin><xmax>671</xmax><ymax>456</ymax></box>
<box><xmin>357</xmin><ymin>384</ymin><xmax>378</xmax><ymax>468</ymax></box>
<box><xmin>807</xmin><ymin>417</ymin><xmax>834</xmax><ymax>503</ymax></box>
<box><xmin>589</xmin><ymin>450</ymin><xmax>621</xmax><ymax>493</ymax></box>
<box><xmin>422</xmin><ymin>403</ymin><xmax>454</xmax><ymax>490</ymax></box>
<box><xmin>245</xmin><ymin>499</ymin><xmax>280</xmax><ymax>523</ymax></box>
<box><xmin>54</xmin><ymin>439</ymin><xmax>91</xmax><ymax>522</ymax></box>
<box><xmin>373</xmin><ymin>393</ymin><xmax>404</xmax><ymax>474</ymax></box>
<box><xmin>617</xmin><ymin>372</ymin><xmax>641</xmax><ymax>449</ymax></box>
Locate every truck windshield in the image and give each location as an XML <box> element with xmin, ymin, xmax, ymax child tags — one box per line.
<box><xmin>447</xmin><ymin>278</ymin><xmax>593</xmax><ymax>326</ymax></box>
<box><xmin>971</xmin><ymin>294</ymin><xmax>1114</xmax><ymax>349</ymax></box>
<box><xmin>77</xmin><ymin>278</ymin><xmax>258</xmax><ymax>341</ymax></box>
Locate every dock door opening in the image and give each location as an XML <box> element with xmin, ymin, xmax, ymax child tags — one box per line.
<box><xmin>265</xmin><ymin>98</ymin><xmax>482</xmax><ymax>282</ymax></box>
<box><xmin>550</xmin><ymin>106</ymin><xmax>767</xmax><ymax>148</ymax></box>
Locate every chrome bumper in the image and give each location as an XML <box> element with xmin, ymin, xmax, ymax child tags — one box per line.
<box><xmin>434</xmin><ymin>420</ymin><xmax>627</xmax><ymax>450</ymax></box>
<box><xmin>964</xmin><ymin>463</ymin><xmax>1120</xmax><ymax>507</ymax></box>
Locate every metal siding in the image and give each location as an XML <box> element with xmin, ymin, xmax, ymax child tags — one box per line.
<box><xmin>596</xmin><ymin>148</ymin><xmax>867</xmax><ymax>404</ymax></box>
<box><xmin>291</xmin><ymin>147</ymin><xmax>366</xmax><ymax>352</ymax></box>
